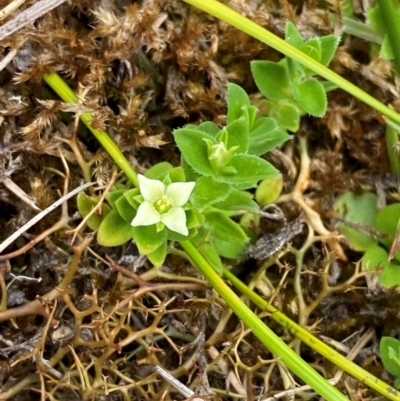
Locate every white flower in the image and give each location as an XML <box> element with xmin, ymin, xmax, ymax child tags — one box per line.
<box><xmin>131</xmin><ymin>174</ymin><xmax>195</xmax><ymax>236</ymax></box>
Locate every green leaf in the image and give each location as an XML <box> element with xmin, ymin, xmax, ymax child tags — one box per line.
<box><xmin>181</xmin><ymin>157</ymin><xmax>202</xmax><ymax>182</ymax></box>
<box><xmin>385</xmin><ymin>121</ymin><xmax>400</xmax><ymax>174</ymax></box>
<box><xmin>319</xmin><ymin>35</ymin><xmax>340</xmax><ymax>66</ymax></box>
<box><xmin>169</xmin><ymin>167</ymin><xmax>186</xmax><ymax>183</ymax></box>
<box><xmin>224</xmin><ymin>117</ymin><xmax>249</xmax><ymax>154</ymax></box>
<box><xmin>198</xmin><ymin>243</ymin><xmax>224</xmax><ymax>275</ymax></box>
<box><xmin>115</xmin><ymin>195</ymin><xmax>137</xmax><ymax>223</ymax></box>
<box><xmin>334</xmin><ymin>191</ymin><xmax>378</xmax><ymax>251</ymax></box>
<box><xmin>248</xmin><ymin>117</ymin><xmax>291</xmax><ymax>155</ymax></box>
<box><xmin>147</xmin><ymin>240</ymin><xmax>168</xmax><ymax>266</ymax></box>
<box><xmin>167</xmin><ymin>227</ymin><xmax>198</xmax><ymax>241</ymax></box>
<box><xmin>145</xmin><ymin>162</ymin><xmax>174</xmax><ymax>180</ymax></box>
<box><xmin>267</xmin><ymin>101</ymin><xmax>301</xmax><ymax>132</ymax></box>
<box><xmin>197</xmin><ymin>121</ymin><xmax>221</xmax><ymax>137</ymax></box>
<box><xmin>361</xmin><ymin>245</ymin><xmax>400</xmax><ymax>290</ymax></box>
<box><xmin>203</xmin><ymin>210</ymin><xmax>248</xmax><ymax>244</ymax></box>
<box><xmin>106</xmin><ymin>189</ymin><xmax>126</xmax><ymax>209</ymax></box>
<box><xmin>77</xmin><ymin>193</ymin><xmax>111</xmax><ymax>230</ymax></box>
<box><xmin>367</xmin><ymin>6</ymin><xmax>385</xmax><ymax>36</ymax></box>
<box><xmin>113</xmin><ymin>183</ymin><xmax>127</xmax><ymax>191</ymax></box>
<box><xmin>285</xmin><ymin>22</ymin><xmax>304</xmax><ymax>47</ymax></box>
<box><xmin>380</xmin><ymin>337</ymin><xmax>400</xmax><ymax>377</ymax></box>
<box><xmin>191</xmin><ymin>176</ymin><xmax>231</xmax><ymax>209</ymax></box>
<box><xmin>97</xmin><ymin>210</ymin><xmax>133</xmax><ymax>247</ymax></box>
<box><xmin>241</xmin><ymin>105</ymin><xmax>258</xmax><ymax>131</ymax></box>
<box><xmin>251</xmin><ymin>61</ymin><xmax>290</xmax><ymax>101</ymax></box>
<box><xmin>174</xmin><ymin>128</ymin><xmax>215</xmax><ymax>176</ymax></box>
<box><xmin>213</xmin><ymin>236</ymin><xmax>247</xmax><ymax>259</ymax></box>
<box><xmin>240</xmin><ymin>212</ymin><xmax>260</xmax><ymax>243</ymax></box>
<box><xmin>221</xmin><ymin>154</ymin><xmax>279</xmax><ymax>189</ymax></box>
<box><xmin>227</xmin><ymin>83</ymin><xmax>251</xmax><ymax>125</ymax></box>
<box><xmin>286</xmin><ymin>58</ymin><xmax>305</xmax><ymax>82</ymax></box>
<box><xmin>293</xmin><ymin>78</ymin><xmax>327</xmax><ymax>117</ymax></box>
<box><xmin>187</xmin><ymin>208</ymin><xmax>204</xmax><ymax>228</ymax></box>
<box><xmin>123</xmin><ymin>188</ymin><xmax>140</xmax><ymax>209</ymax></box>
<box><xmin>320</xmin><ymin>81</ymin><xmax>338</xmax><ymax>92</ymax></box>
<box><xmin>191</xmin><ymin>228</ymin><xmax>209</xmax><ymax>247</ymax></box>
<box><xmin>213</xmin><ymin>188</ymin><xmax>259</xmax><ymax>212</ymax></box>
<box><xmin>256</xmin><ymin>176</ymin><xmax>283</xmax><ymax>206</ymax></box>
<box><xmin>132</xmin><ymin>225</ymin><xmax>167</xmax><ymax>255</ymax></box>
<box><xmin>394</xmin><ymin>377</ymin><xmax>400</xmax><ymax>389</ymax></box>
<box><xmin>374</xmin><ymin>203</ymin><xmax>400</xmax><ymax>260</ymax></box>
<box><xmin>381</xmin><ymin>35</ymin><xmax>394</xmax><ymax>59</ymax></box>
<box><xmin>299</xmin><ymin>38</ymin><xmax>322</xmax><ymax>63</ymax></box>
<box><xmin>341</xmin><ymin>0</ymin><xmax>354</xmax><ymax>17</ymax></box>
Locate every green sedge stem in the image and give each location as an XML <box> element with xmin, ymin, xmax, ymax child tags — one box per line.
<box><xmin>385</xmin><ymin>122</ymin><xmax>400</xmax><ymax>173</ymax></box>
<box><xmin>181</xmin><ymin>0</ymin><xmax>400</xmax><ymax>125</ymax></box>
<box><xmin>378</xmin><ymin>0</ymin><xmax>400</xmax><ymax>76</ymax></box>
<box><xmin>43</xmin><ymin>73</ymin><xmax>139</xmax><ymax>188</ymax></box>
<box><xmin>180</xmin><ymin>240</ymin><xmax>350</xmax><ymax>401</ymax></box>
<box><xmin>222</xmin><ymin>267</ymin><xmax>400</xmax><ymax>401</ymax></box>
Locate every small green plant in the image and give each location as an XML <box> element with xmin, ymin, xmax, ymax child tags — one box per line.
<box><xmin>334</xmin><ymin>192</ymin><xmax>400</xmax><ymax>288</ymax></box>
<box><xmin>77</xmin><ymin>82</ymin><xmax>290</xmax><ymax>268</ymax></box>
<box><xmin>380</xmin><ymin>337</ymin><xmax>400</xmax><ymax>389</ymax></box>
<box><xmin>77</xmin><ymin>22</ymin><xmax>340</xmax><ymax>269</ymax></box>
<box><xmin>251</xmin><ymin>22</ymin><xmax>340</xmax><ymax>131</ymax></box>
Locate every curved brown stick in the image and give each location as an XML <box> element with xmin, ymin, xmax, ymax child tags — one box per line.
<box><xmin>0</xmin><ymin>235</ymin><xmax>93</xmax><ymax>323</ymax></box>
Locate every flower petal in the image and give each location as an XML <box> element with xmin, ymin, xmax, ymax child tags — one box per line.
<box><xmin>161</xmin><ymin>207</ymin><xmax>188</xmax><ymax>236</ymax></box>
<box><xmin>131</xmin><ymin>202</ymin><xmax>160</xmax><ymax>227</ymax></box>
<box><xmin>138</xmin><ymin>174</ymin><xmax>165</xmax><ymax>202</ymax></box>
<box><xmin>166</xmin><ymin>181</ymin><xmax>196</xmax><ymax>207</ymax></box>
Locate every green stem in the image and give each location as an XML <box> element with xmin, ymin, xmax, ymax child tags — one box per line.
<box><xmin>378</xmin><ymin>0</ymin><xmax>400</xmax><ymax>75</ymax></box>
<box><xmin>43</xmin><ymin>73</ymin><xmax>139</xmax><ymax>188</ymax></box>
<box><xmin>222</xmin><ymin>267</ymin><xmax>400</xmax><ymax>401</ymax></box>
<box><xmin>180</xmin><ymin>240</ymin><xmax>349</xmax><ymax>401</ymax></box>
<box><xmin>385</xmin><ymin>122</ymin><xmax>400</xmax><ymax>174</ymax></box>
<box><xmin>181</xmin><ymin>0</ymin><xmax>400</xmax><ymax>125</ymax></box>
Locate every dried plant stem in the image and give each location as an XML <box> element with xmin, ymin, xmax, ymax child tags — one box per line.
<box><xmin>0</xmin><ymin>47</ymin><xmax>18</xmax><ymax>71</ymax></box>
<box><xmin>277</xmin><ymin>137</ymin><xmax>346</xmax><ymax>260</ymax></box>
<box><xmin>0</xmin><ymin>235</ymin><xmax>93</xmax><ymax>323</ymax></box>
<box><xmin>0</xmin><ymin>181</ymin><xmax>93</xmax><ymax>256</ymax></box>
<box><xmin>0</xmin><ymin>374</ymin><xmax>39</xmax><ymax>400</ymax></box>
<box><xmin>1</xmin><ymin>176</ymin><xmax>41</xmax><ymax>211</ymax></box>
<box><xmin>0</xmin><ymin>0</ymin><xmax>68</xmax><ymax>42</ymax></box>
<box><xmin>106</xmin><ymin>256</ymin><xmax>207</xmax><ymax>312</ymax></box>
<box><xmin>154</xmin><ymin>365</ymin><xmax>206</xmax><ymax>401</ymax></box>
<box><xmin>0</xmin><ymin>0</ymin><xmax>26</xmax><ymax>21</ymax></box>
<box><xmin>0</xmin><ymin>218</ymin><xmax>69</xmax><ymax>261</ymax></box>
<box><xmin>0</xmin><ymin>273</ymin><xmax>6</xmax><ymax>311</ymax></box>
<box><xmin>332</xmin><ymin>328</ymin><xmax>374</xmax><ymax>385</ymax></box>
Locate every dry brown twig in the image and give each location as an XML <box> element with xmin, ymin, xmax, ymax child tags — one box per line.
<box><xmin>0</xmin><ymin>181</ymin><xmax>93</xmax><ymax>255</ymax></box>
<box><xmin>0</xmin><ymin>0</ymin><xmax>26</xmax><ymax>21</ymax></box>
<box><xmin>0</xmin><ymin>0</ymin><xmax>68</xmax><ymax>42</ymax></box>
<box><xmin>277</xmin><ymin>136</ymin><xmax>346</xmax><ymax>260</ymax></box>
<box><xmin>0</xmin><ymin>234</ymin><xmax>93</xmax><ymax>323</ymax></box>
<box><xmin>105</xmin><ymin>255</ymin><xmax>208</xmax><ymax>312</ymax></box>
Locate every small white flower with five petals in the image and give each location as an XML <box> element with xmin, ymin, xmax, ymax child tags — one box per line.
<box><xmin>131</xmin><ymin>174</ymin><xmax>195</xmax><ymax>236</ymax></box>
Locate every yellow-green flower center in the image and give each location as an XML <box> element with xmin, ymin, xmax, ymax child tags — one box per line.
<box><xmin>154</xmin><ymin>196</ymin><xmax>172</xmax><ymax>214</ymax></box>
